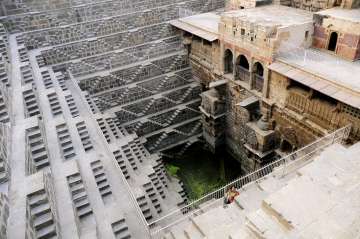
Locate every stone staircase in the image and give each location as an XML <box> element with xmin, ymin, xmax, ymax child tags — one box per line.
<box><xmin>67</xmin><ymin>172</ymin><xmax>93</xmax><ymax>220</ymax></box>
<box><xmin>47</xmin><ymin>92</ymin><xmax>63</xmax><ymax>117</ymax></box>
<box><xmin>188</xmin><ymin>122</ymin><xmax>202</xmax><ymax>135</ymax></box>
<box><xmin>167</xmin><ymin>54</ymin><xmax>186</xmax><ymax>73</ymax></box>
<box><xmin>20</xmin><ymin>64</ymin><xmax>35</xmax><ymax>85</ymax></box>
<box><xmin>23</xmin><ymin>88</ymin><xmax>41</xmax><ymax>118</ymax></box>
<box><xmin>105</xmin><ymin>117</ymin><xmax>123</xmax><ymax>139</ymax></box>
<box><xmin>111</xmin><ymin>218</ymin><xmax>132</xmax><ymax>239</ymax></box>
<box><xmin>141</xmin><ymin>98</ymin><xmax>157</xmax><ymax>116</ymax></box>
<box><xmin>25</xmin><ymin>126</ymin><xmax>50</xmax><ymax>175</ymax></box>
<box><xmin>151</xmin><ymin>132</ymin><xmax>169</xmax><ymax>150</ymax></box>
<box><xmin>0</xmin><ymin>88</ymin><xmax>10</xmax><ymax>123</ymax></box>
<box><xmin>165</xmin><ymin>109</ymin><xmax>182</xmax><ymax>126</ymax></box>
<box><xmin>161</xmin><ymin>142</ymin><xmax>360</xmax><ymax>239</ymax></box>
<box><xmin>55</xmin><ymin>123</ymin><xmax>76</xmax><ymax>160</ymax></box>
<box><xmin>90</xmin><ymin>160</ymin><xmax>113</xmax><ymax>200</ymax></box>
<box><xmin>26</xmin><ymin>189</ymin><xmax>59</xmax><ymax>239</ymax></box>
<box><xmin>76</xmin><ymin>121</ymin><xmax>94</xmax><ymax>152</ymax></box>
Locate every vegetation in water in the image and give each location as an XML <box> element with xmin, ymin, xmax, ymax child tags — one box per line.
<box><xmin>165</xmin><ymin>164</ymin><xmax>180</xmax><ymax>178</ymax></box>
<box><xmin>163</xmin><ymin>142</ymin><xmax>242</xmax><ymax>200</ymax></box>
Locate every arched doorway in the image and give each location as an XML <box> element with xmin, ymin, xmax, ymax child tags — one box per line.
<box><xmin>253</xmin><ymin>62</ymin><xmax>264</xmax><ymax>92</ymax></box>
<box><xmin>328</xmin><ymin>32</ymin><xmax>338</xmax><ymax>52</ymax></box>
<box><xmin>224</xmin><ymin>49</ymin><xmax>233</xmax><ymax>74</ymax></box>
<box><xmin>333</xmin><ymin>0</ymin><xmax>342</xmax><ymax>6</ymax></box>
<box><xmin>280</xmin><ymin>139</ymin><xmax>293</xmax><ymax>152</ymax></box>
<box><xmin>235</xmin><ymin>55</ymin><xmax>250</xmax><ymax>82</ymax></box>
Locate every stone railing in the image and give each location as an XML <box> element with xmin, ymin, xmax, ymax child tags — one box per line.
<box><xmin>254</xmin><ymin>74</ymin><xmax>264</xmax><ymax>92</ymax></box>
<box><xmin>235</xmin><ymin>65</ymin><xmax>250</xmax><ymax>83</ymax></box>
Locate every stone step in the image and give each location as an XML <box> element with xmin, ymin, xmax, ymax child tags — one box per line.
<box><xmin>73</xmin><ymin>191</ymin><xmax>87</xmax><ymax>202</ymax></box>
<box><xmin>78</xmin><ymin>205</ymin><xmax>93</xmax><ymax>218</ymax></box>
<box><xmin>75</xmin><ymin>197</ymin><xmax>90</xmax><ymax>210</ymax></box>
<box><xmin>234</xmin><ymin>182</ymin><xmax>267</xmax><ymax>213</ymax></box>
<box><xmin>200</xmin><ymin>203</ymin><xmax>246</xmax><ymax>239</ymax></box>
<box><xmin>36</xmin><ymin>224</ymin><xmax>57</xmax><ymax>239</ymax></box>
<box><xmin>228</xmin><ymin>225</ymin><xmax>254</xmax><ymax>239</ymax></box>
<box><xmin>33</xmin><ymin>212</ymin><xmax>54</xmax><ymax>230</ymax></box>
<box><xmin>191</xmin><ymin>205</ymin><xmax>234</xmax><ymax>237</ymax></box>
<box><xmin>245</xmin><ymin>208</ymin><xmax>287</xmax><ymax>239</ymax></box>
<box><xmin>170</xmin><ymin>220</ymin><xmax>189</xmax><ymax>239</ymax></box>
<box><xmin>347</xmin><ymin>142</ymin><xmax>360</xmax><ymax>155</ymax></box>
<box><xmin>31</xmin><ymin>203</ymin><xmax>51</xmax><ymax>217</ymax></box>
<box><xmin>70</xmin><ymin>183</ymin><xmax>85</xmax><ymax>194</ymax></box>
<box><xmin>184</xmin><ymin>222</ymin><xmax>204</xmax><ymax>239</ymax></box>
<box><xmin>29</xmin><ymin>193</ymin><xmax>47</xmax><ymax>206</ymax></box>
<box><xmin>261</xmin><ymin>175</ymin><xmax>331</xmax><ymax>231</ymax></box>
<box><xmin>163</xmin><ymin>232</ymin><xmax>174</xmax><ymax>239</ymax></box>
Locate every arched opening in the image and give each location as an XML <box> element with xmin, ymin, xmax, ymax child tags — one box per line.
<box><xmin>236</xmin><ymin>55</ymin><xmax>249</xmax><ymax>69</ymax></box>
<box><xmin>327</xmin><ymin>32</ymin><xmax>338</xmax><ymax>52</ymax></box>
<box><xmin>235</xmin><ymin>55</ymin><xmax>250</xmax><ymax>82</ymax></box>
<box><xmin>333</xmin><ymin>0</ymin><xmax>342</xmax><ymax>6</ymax></box>
<box><xmin>280</xmin><ymin>139</ymin><xmax>293</xmax><ymax>153</ymax></box>
<box><xmin>224</xmin><ymin>49</ymin><xmax>233</xmax><ymax>74</ymax></box>
<box><xmin>253</xmin><ymin>62</ymin><xmax>264</xmax><ymax>92</ymax></box>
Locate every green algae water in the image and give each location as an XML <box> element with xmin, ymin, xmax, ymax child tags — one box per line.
<box><xmin>163</xmin><ymin>142</ymin><xmax>243</xmax><ymax>200</ymax></box>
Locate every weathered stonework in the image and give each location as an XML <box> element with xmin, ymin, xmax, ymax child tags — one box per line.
<box><xmin>313</xmin><ymin>9</ymin><xmax>360</xmax><ymax>61</ymax></box>
<box><xmin>172</xmin><ymin>3</ymin><xmax>360</xmax><ymax>172</ymax></box>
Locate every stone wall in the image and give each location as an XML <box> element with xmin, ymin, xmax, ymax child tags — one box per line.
<box><xmin>268</xmin><ymin>70</ymin><xmax>360</xmax><ymax>145</ymax></box>
<box><xmin>313</xmin><ymin>14</ymin><xmax>360</xmax><ymax>61</ymax></box>
<box><xmin>225</xmin><ymin>82</ymin><xmax>259</xmax><ymax>172</ymax></box>
<box><xmin>189</xmin><ymin>38</ymin><xmax>221</xmax><ymax>86</ymax></box>
<box><xmin>219</xmin><ymin>16</ymin><xmax>275</xmax><ymax>65</ymax></box>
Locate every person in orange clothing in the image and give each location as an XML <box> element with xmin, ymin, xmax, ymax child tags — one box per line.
<box><xmin>228</xmin><ymin>186</ymin><xmax>239</xmax><ymax>203</ymax></box>
<box><xmin>223</xmin><ymin>186</ymin><xmax>239</xmax><ymax>207</ymax></box>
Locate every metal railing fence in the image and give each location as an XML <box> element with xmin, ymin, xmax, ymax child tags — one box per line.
<box><xmin>148</xmin><ymin>124</ymin><xmax>351</xmax><ymax>238</ymax></box>
<box><xmin>65</xmin><ymin>75</ymin><xmax>352</xmax><ymax>239</ymax></box>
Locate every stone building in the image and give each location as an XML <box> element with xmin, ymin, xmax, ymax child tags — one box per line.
<box><xmin>0</xmin><ymin>0</ymin><xmax>358</xmax><ymax>238</ymax></box>
<box><xmin>171</xmin><ymin>2</ymin><xmax>360</xmax><ymax>171</ymax></box>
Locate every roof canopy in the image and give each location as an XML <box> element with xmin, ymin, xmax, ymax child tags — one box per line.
<box><xmin>170</xmin><ymin>12</ymin><xmax>220</xmax><ymax>42</ymax></box>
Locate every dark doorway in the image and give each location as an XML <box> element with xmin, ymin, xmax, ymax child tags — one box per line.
<box><xmin>254</xmin><ymin>62</ymin><xmax>264</xmax><ymax>76</ymax></box>
<box><xmin>235</xmin><ymin>55</ymin><xmax>250</xmax><ymax>82</ymax></box>
<box><xmin>253</xmin><ymin>62</ymin><xmax>264</xmax><ymax>92</ymax></box>
<box><xmin>328</xmin><ymin>32</ymin><xmax>338</xmax><ymax>52</ymax></box>
<box><xmin>280</xmin><ymin>139</ymin><xmax>293</xmax><ymax>152</ymax></box>
<box><xmin>334</xmin><ymin>0</ymin><xmax>342</xmax><ymax>6</ymax></box>
<box><xmin>224</xmin><ymin>49</ymin><xmax>233</xmax><ymax>74</ymax></box>
<box><xmin>236</xmin><ymin>55</ymin><xmax>249</xmax><ymax>70</ymax></box>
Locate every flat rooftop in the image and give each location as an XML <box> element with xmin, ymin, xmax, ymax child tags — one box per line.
<box><xmin>316</xmin><ymin>7</ymin><xmax>360</xmax><ymax>23</ymax></box>
<box><xmin>271</xmin><ymin>47</ymin><xmax>360</xmax><ymax>108</ymax></box>
<box><xmin>170</xmin><ymin>5</ymin><xmax>313</xmax><ymax>41</ymax></box>
<box><xmin>279</xmin><ymin>47</ymin><xmax>360</xmax><ymax>92</ymax></box>
<box><xmin>170</xmin><ymin>12</ymin><xmax>220</xmax><ymax>41</ymax></box>
<box><xmin>222</xmin><ymin>5</ymin><xmax>313</xmax><ymax>27</ymax></box>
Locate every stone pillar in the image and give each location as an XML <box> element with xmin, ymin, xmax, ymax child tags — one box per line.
<box><xmin>257</xmin><ymin>103</ymin><xmax>271</xmax><ymax>131</ymax></box>
<box><xmin>262</xmin><ymin>66</ymin><xmax>270</xmax><ymax>98</ymax></box>
<box><xmin>220</xmin><ymin>42</ymin><xmax>225</xmax><ymax>74</ymax></box>
<box><xmin>249</xmin><ymin>61</ymin><xmax>254</xmax><ymax>90</ymax></box>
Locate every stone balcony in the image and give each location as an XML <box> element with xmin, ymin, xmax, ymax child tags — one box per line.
<box><xmin>285</xmin><ymin>88</ymin><xmax>339</xmax><ymax>130</ymax></box>
<box><xmin>200</xmin><ymin>88</ymin><xmax>226</xmax><ymax>118</ymax></box>
<box><xmin>235</xmin><ymin>65</ymin><xmax>250</xmax><ymax>84</ymax></box>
